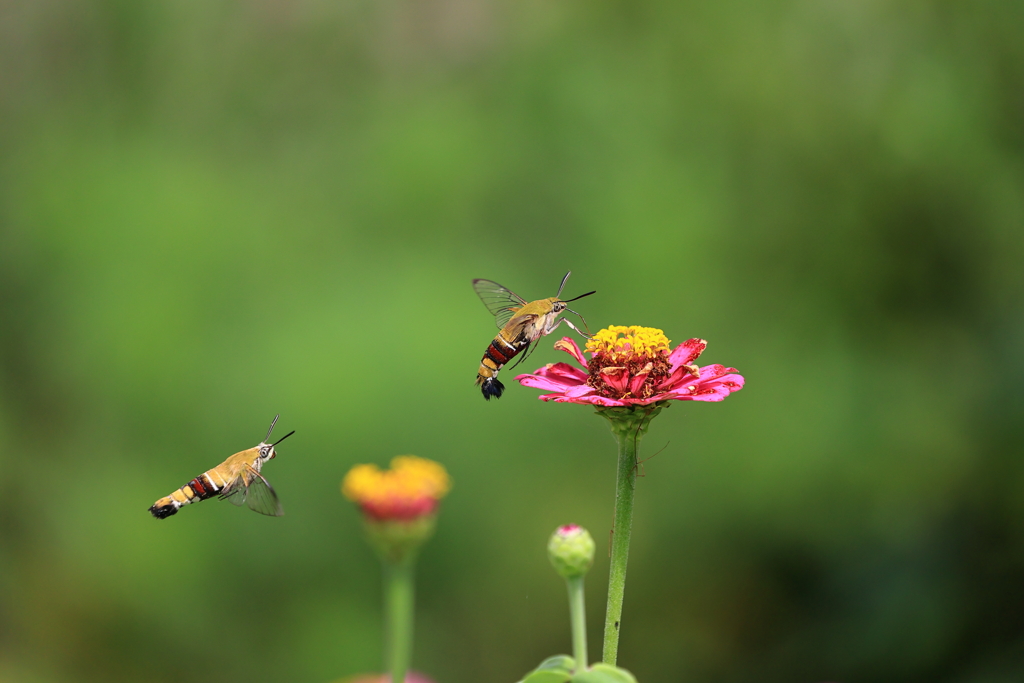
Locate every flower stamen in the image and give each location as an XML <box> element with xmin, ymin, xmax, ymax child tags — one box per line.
<box><xmin>585</xmin><ymin>326</ymin><xmax>671</xmax><ymax>363</ymax></box>
<box><xmin>585</xmin><ymin>326</ymin><xmax>673</xmax><ymax>400</ymax></box>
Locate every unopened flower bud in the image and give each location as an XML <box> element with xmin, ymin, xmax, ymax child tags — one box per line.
<box><xmin>547</xmin><ymin>524</ymin><xmax>595</xmax><ymax>579</ymax></box>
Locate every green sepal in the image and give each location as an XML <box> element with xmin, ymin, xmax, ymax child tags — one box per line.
<box><xmin>363</xmin><ymin>515</ymin><xmax>436</xmax><ymax>565</ymax></box>
<box><xmin>594</xmin><ymin>403</ymin><xmax>668</xmax><ymax>439</ymax></box>
<box><xmin>516</xmin><ymin>655</ymin><xmax>575</xmax><ymax>683</ymax></box>
<box><xmin>570</xmin><ymin>662</ymin><xmax>639</xmax><ymax>683</ymax></box>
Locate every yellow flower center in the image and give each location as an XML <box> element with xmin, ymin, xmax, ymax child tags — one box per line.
<box><xmin>585</xmin><ymin>326</ymin><xmax>670</xmax><ymax>362</ymax></box>
<box><xmin>585</xmin><ymin>325</ymin><xmax>673</xmax><ymax>400</ymax></box>
<box><xmin>342</xmin><ymin>455</ymin><xmax>451</xmax><ymax>508</ymax></box>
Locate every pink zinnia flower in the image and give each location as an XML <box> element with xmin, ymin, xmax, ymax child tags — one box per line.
<box><xmin>515</xmin><ymin>325</ymin><xmax>744</xmax><ymax>406</ymax></box>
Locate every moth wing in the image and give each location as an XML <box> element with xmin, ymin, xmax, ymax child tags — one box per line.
<box><xmin>473</xmin><ymin>279</ymin><xmax>528</xmax><ymax>330</ymax></box>
<box><xmin>218</xmin><ymin>465</ymin><xmax>284</xmax><ymax>516</ymax></box>
<box><xmin>218</xmin><ymin>473</ymin><xmax>249</xmax><ymax>507</ymax></box>
<box><xmin>242</xmin><ymin>467</ymin><xmax>284</xmax><ymax>517</ymax></box>
<box><xmin>503</xmin><ymin>312</ymin><xmax>538</xmax><ymax>343</ymax></box>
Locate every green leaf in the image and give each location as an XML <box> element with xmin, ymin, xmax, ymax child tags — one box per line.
<box><xmin>570</xmin><ymin>662</ymin><xmax>639</xmax><ymax>683</ymax></box>
<box><xmin>535</xmin><ymin>655</ymin><xmax>576</xmax><ymax>671</ymax></box>
<box><xmin>519</xmin><ymin>670</ymin><xmax>572</xmax><ymax>683</ymax></box>
<box><xmin>515</xmin><ymin>654</ymin><xmax>575</xmax><ymax>683</ymax></box>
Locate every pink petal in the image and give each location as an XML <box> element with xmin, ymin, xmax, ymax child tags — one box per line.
<box><xmin>515</xmin><ymin>362</ymin><xmax>588</xmax><ymax>391</ymax></box>
<box><xmin>532</xmin><ymin>361</ymin><xmax>589</xmax><ymax>383</ymax></box>
<box><xmin>698</xmin><ymin>364</ymin><xmax>738</xmax><ymax>381</ymax></box>
<box><xmin>687</xmin><ymin>382</ymin><xmax>742</xmax><ymax>401</ymax></box>
<box><xmin>664</xmin><ymin>369</ymin><xmax>745</xmax><ymax>402</ymax></box>
<box><xmin>563</xmin><ymin>384</ymin><xmax>597</xmax><ymax>398</ymax></box>
<box><xmin>516</xmin><ymin>372</ymin><xmax>579</xmax><ymax>393</ymax></box>
<box><xmin>716</xmin><ymin>372</ymin><xmax>745</xmax><ymax>393</ymax></box>
<box><xmin>631</xmin><ymin>395</ymin><xmax>671</xmax><ymax>405</ymax></box>
<box><xmin>628</xmin><ymin>365</ymin><xmax>653</xmax><ymax>396</ymax></box>
<box><xmin>533</xmin><ymin>382</ymin><xmax>600</xmax><ymax>402</ymax></box>
<box><xmin>668</xmin><ymin>338</ymin><xmax>707</xmax><ymax>368</ymax></box>
<box><xmin>658</xmin><ymin>363</ymin><xmax>700</xmax><ymax>391</ymax></box>
<box><xmin>553</xmin><ymin>337</ymin><xmax>589</xmax><ymax>367</ymax></box>
<box><xmin>599</xmin><ymin>368</ymin><xmax>631</xmax><ymax>393</ymax></box>
<box><xmin>554</xmin><ymin>394</ymin><xmax>629</xmax><ymax>406</ymax></box>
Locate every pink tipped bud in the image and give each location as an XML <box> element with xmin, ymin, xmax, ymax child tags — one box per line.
<box><xmin>547</xmin><ymin>525</ymin><xmax>596</xmax><ymax>579</ymax></box>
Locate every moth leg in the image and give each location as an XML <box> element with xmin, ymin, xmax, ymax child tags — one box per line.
<box><xmin>549</xmin><ymin>317</ymin><xmax>592</xmax><ymax>339</ymax></box>
<box><xmin>508</xmin><ymin>340</ymin><xmax>536</xmax><ymax>370</ymax></box>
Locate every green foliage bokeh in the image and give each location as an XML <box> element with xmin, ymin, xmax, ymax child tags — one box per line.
<box><xmin>2</xmin><ymin>2</ymin><xmax>1023</xmax><ymax>682</ymax></box>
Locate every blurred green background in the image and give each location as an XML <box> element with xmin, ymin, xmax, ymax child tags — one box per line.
<box><xmin>2</xmin><ymin>1</ymin><xmax>1023</xmax><ymax>682</ymax></box>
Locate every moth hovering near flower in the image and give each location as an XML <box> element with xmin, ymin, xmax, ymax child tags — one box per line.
<box><xmin>473</xmin><ymin>271</ymin><xmax>595</xmax><ymax>400</ymax></box>
<box><xmin>149</xmin><ymin>415</ymin><xmax>294</xmax><ymax>519</ymax></box>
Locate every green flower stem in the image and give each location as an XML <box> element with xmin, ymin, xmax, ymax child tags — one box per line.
<box><xmin>384</xmin><ymin>557</ymin><xmax>416</xmax><ymax>683</ymax></box>
<box><xmin>599</xmin><ymin>405</ymin><xmax>663</xmax><ymax>665</ymax></box>
<box><xmin>364</xmin><ymin>516</ymin><xmax>435</xmax><ymax>683</ymax></box>
<box><xmin>566</xmin><ymin>575</ymin><xmax>588</xmax><ymax>671</ymax></box>
<box><xmin>602</xmin><ymin>426</ymin><xmax>638</xmax><ymax>665</ymax></box>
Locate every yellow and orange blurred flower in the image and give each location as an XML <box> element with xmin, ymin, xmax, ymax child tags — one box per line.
<box><xmin>342</xmin><ymin>456</ymin><xmax>451</xmax><ymax>521</ymax></box>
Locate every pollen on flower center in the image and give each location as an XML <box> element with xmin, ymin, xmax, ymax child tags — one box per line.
<box><xmin>585</xmin><ymin>325</ymin><xmax>673</xmax><ymax>400</ymax></box>
<box><xmin>585</xmin><ymin>326</ymin><xmax>671</xmax><ymax>362</ymax></box>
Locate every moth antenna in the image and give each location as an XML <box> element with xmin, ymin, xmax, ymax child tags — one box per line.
<box><xmin>556</xmin><ymin>271</ymin><xmax>572</xmax><ymax>298</ymax></box>
<box><xmin>264</xmin><ymin>414</ymin><xmax>280</xmax><ymax>442</ymax></box>
<box><xmin>272</xmin><ymin>430</ymin><xmax>295</xmax><ymax>447</ymax></box>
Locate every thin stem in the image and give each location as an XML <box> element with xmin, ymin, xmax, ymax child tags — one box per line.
<box><xmin>602</xmin><ymin>425</ymin><xmax>640</xmax><ymax>665</ymax></box>
<box><xmin>566</xmin><ymin>575</ymin><xmax>588</xmax><ymax>671</ymax></box>
<box><xmin>384</xmin><ymin>558</ymin><xmax>416</xmax><ymax>683</ymax></box>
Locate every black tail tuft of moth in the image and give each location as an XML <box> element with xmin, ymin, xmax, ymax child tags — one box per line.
<box><xmin>481</xmin><ymin>378</ymin><xmax>505</xmax><ymax>400</ymax></box>
<box><xmin>149</xmin><ymin>503</ymin><xmax>177</xmax><ymax>519</ymax></box>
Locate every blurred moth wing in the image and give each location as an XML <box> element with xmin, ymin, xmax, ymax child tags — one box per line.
<box><xmin>219</xmin><ymin>461</ymin><xmax>282</xmax><ymax>517</ymax></box>
<box><xmin>472</xmin><ymin>272</ymin><xmax>595</xmax><ymax>400</ymax></box>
